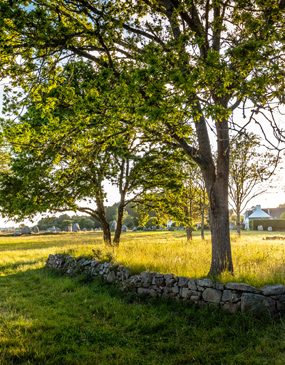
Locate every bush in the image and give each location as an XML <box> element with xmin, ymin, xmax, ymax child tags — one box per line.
<box><xmin>250</xmin><ymin>219</ymin><xmax>285</xmax><ymax>231</ymax></box>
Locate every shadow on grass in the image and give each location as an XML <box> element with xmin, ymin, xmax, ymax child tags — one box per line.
<box><xmin>0</xmin><ymin>259</ymin><xmax>44</xmax><ymax>274</ymax></box>
<box><xmin>1</xmin><ymin>268</ymin><xmax>285</xmax><ymax>365</ymax></box>
<box><xmin>0</xmin><ymin>240</ymin><xmax>101</xmax><ymax>253</ymax></box>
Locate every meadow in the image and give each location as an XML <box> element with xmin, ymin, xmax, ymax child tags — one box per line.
<box><xmin>1</xmin><ymin>230</ymin><xmax>285</xmax><ymax>364</ymax></box>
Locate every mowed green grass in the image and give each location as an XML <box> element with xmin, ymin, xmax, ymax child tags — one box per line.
<box><xmin>1</xmin><ymin>231</ymin><xmax>285</xmax><ymax>364</ymax></box>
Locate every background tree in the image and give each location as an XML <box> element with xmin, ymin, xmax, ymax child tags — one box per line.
<box><xmin>1</xmin><ymin>1</ymin><xmax>284</xmax><ymax>274</ymax></box>
<box><xmin>229</xmin><ymin>132</ymin><xmax>279</xmax><ymax>235</ymax></box>
<box><xmin>137</xmin><ymin>163</ymin><xmax>209</xmax><ymax>240</ymax></box>
<box><xmin>37</xmin><ymin>214</ymin><xmax>99</xmax><ymax>231</ymax></box>
<box><xmin>0</xmin><ymin>61</ymin><xmax>186</xmax><ymax>245</ymax></box>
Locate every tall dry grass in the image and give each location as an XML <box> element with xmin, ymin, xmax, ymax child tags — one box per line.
<box><xmin>1</xmin><ymin>230</ymin><xmax>285</xmax><ymax>286</ymax></box>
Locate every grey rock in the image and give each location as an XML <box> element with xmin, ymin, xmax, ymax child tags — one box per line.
<box><xmin>106</xmin><ymin>271</ymin><xmax>116</xmax><ymax>283</ymax></box>
<box><xmin>241</xmin><ymin>293</ymin><xmax>276</xmax><ymax>316</ymax></box>
<box><xmin>178</xmin><ymin>277</ymin><xmax>189</xmax><ymax>287</ymax></box>
<box><xmin>165</xmin><ymin>274</ymin><xmax>176</xmax><ymax>287</ymax></box>
<box><xmin>81</xmin><ymin>260</ymin><xmax>92</xmax><ymax>267</ymax></box>
<box><xmin>276</xmin><ymin>294</ymin><xmax>285</xmax><ymax>312</ymax></box>
<box><xmin>123</xmin><ymin>269</ymin><xmax>130</xmax><ymax>280</ymax></box>
<box><xmin>225</xmin><ymin>282</ymin><xmax>260</xmax><ymax>293</ymax></box>
<box><xmin>21</xmin><ymin>226</ymin><xmax>31</xmax><ymax>235</ymax></box>
<box><xmin>223</xmin><ymin>302</ymin><xmax>241</xmax><ymax>314</ymax></box>
<box><xmin>149</xmin><ymin>289</ymin><xmax>158</xmax><ymax>297</ymax></box>
<box><xmin>261</xmin><ymin>285</ymin><xmax>285</xmax><ymax>296</ymax></box>
<box><xmin>180</xmin><ymin>288</ymin><xmax>191</xmax><ymax>299</ymax></box>
<box><xmin>197</xmin><ymin>278</ymin><xmax>214</xmax><ymax>288</ymax></box>
<box><xmin>141</xmin><ymin>272</ymin><xmax>153</xmax><ymax>287</ymax></box>
<box><xmin>188</xmin><ymin>279</ymin><xmax>197</xmax><ymax>290</ymax></box>
<box><xmin>190</xmin><ymin>295</ymin><xmax>201</xmax><ymax>302</ymax></box>
<box><xmin>202</xmin><ymin>288</ymin><xmax>222</xmax><ymax>303</ymax></box>
<box><xmin>128</xmin><ymin>275</ymin><xmax>141</xmax><ymax>288</ymax></box>
<box><xmin>152</xmin><ymin>275</ymin><xmax>165</xmax><ymax>286</ymax></box>
<box><xmin>278</xmin><ymin>294</ymin><xmax>285</xmax><ymax>303</ymax></box>
<box><xmin>162</xmin><ymin>287</ymin><xmax>172</xmax><ymax>296</ymax></box>
<box><xmin>222</xmin><ymin>290</ymin><xmax>241</xmax><ymax>303</ymax></box>
<box><xmin>90</xmin><ymin>260</ymin><xmax>100</xmax><ymax>268</ymax></box>
<box><xmin>172</xmin><ymin>285</ymin><xmax>180</xmax><ymax>295</ymax></box>
<box><xmin>197</xmin><ymin>286</ymin><xmax>205</xmax><ymax>292</ymax></box>
<box><xmin>216</xmin><ymin>283</ymin><xmax>224</xmax><ymax>291</ymax></box>
<box><xmin>137</xmin><ymin>288</ymin><xmax>151</xmax><ymax>296</ymax></box>
<box><xmin>32</xmin><ymin>226</ymin><xmax>40</xmax><ymax>233</ymax></box>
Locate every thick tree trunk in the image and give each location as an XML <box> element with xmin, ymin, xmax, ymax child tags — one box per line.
<box><xmin>204</xmin><ymin>120</ymin><xmax>233</xmax><ymax>276</ymax></box>
<box><xmin>208</xmin><ymin>182</ymin><xmax>233</xmax><ymax>275</ymax></box>
<box><xmin>196</xmin><ymin>118</ymin><xmax>233</xmax><ymax>276</ymax></box>
<box><xmin>186</xmin><ymin>226</ymin><xmax>192</xmax><ymax>240</ymax></box>
<box><xmin>101</xmin><ymin>219</ymin><xmax>112</xmax><ymax>245</ymax></box>
<box><xmin>113</xmin><ymin>202</ymin><xmax>125</xmax><ymax>245</ymax></box>
<box><xmin>178</xmin><ymin>109</ymin><xmax>234</xmax><ymax>275</ymax></box>
<box><xmin>95</xmin><ymin>193</ymin><xmax>112</xmax><ymax>245</ymax></box>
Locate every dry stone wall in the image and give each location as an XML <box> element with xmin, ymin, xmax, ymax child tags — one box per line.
<box><xmin>46</xmin><ymin>254</ymin><xmax>285</xmax><ymax>318</ymax></box>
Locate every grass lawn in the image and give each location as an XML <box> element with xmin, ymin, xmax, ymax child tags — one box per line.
<box><xmin>1</xmin><ymin>231</ymin><xmax>285</xmax><ymax>364</ymax></box>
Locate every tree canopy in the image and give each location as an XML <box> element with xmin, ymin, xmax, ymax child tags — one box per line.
<box><xmin>0</xmin><ymin>1</ymin><xmax>284</xmax><ymax>273</ymax></box>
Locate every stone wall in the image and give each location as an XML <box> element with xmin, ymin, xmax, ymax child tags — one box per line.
<box><xmin>46</xmin><ymin>254</ymin><xmax>285</xmax><ymax>317</ymax></box>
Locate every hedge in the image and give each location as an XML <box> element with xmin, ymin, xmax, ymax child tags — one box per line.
<box><xmin>250</xmin><ymin>219</ymin><xmax>285</xmax><ymax>231</ymax></box>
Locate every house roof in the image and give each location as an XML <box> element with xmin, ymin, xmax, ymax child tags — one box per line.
<box><xmin>248</xmin><ymin>206</ymin><xmax>271</xmax><ymax>219</ymax></box>
<box><xmin>264</xmin><ymin>207</ymin><xmax>285</xmax><ymax>219</ymax></box>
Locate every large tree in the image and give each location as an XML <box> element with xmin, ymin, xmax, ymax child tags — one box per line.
<box><xmin>0</xmin><ymin>61</ymin><xmax>184</xmax><ymax>245</ymax></box>
<box><xmin>0</xmin><ymin>1</ymin><xmax>284</xmax><ymax>274</ymax></box>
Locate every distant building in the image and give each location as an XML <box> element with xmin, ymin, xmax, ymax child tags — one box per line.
<box><xmin>244</xmin><ymin>205</ymin><xmax>272</xmax><ymax>230</ymax></box>
<box><xmin>265</xmin><ymin>207</ymin><xmax>285</xmax><ymax>219</ymax></box>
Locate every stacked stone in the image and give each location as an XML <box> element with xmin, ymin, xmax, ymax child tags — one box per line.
<box><xmin>46</xmin><ymin>254</ymin><xmax>285</xmax><ymax>317</ymax></box>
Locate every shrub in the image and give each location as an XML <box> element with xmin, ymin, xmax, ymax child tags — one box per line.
<box><xmin>250</xmin><ymin>219</ymin><xmax>285</xmax><ymax>231</ymax></box>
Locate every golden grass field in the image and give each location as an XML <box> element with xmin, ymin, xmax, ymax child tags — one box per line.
<box><xmin>1</xmin><ymin>230</ymin><xmax>285</xmax><ymax>287</ymax></box>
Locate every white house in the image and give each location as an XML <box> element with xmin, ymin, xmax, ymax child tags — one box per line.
<box><xmin>244</xmin><ymin>205</ymin><xmax>272</xmax><ymax>230</ymax></box>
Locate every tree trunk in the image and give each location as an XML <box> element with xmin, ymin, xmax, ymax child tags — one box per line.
<box><xmin>204</xmin><ymin>120</ymin><xmax>233</xmax><ymax>276</ymax></box>
<box><xmin>113</xmin><ymin>202</ymin><xmax>125</xmax><ymax>245</ymax></box>
<box><xmin>201</xmin><ymin>204</ymin><xmax>205</xmax><ymax>240</ymax></box>
<box><xmin>236</xmin><ymin>207</ymin><xmax>241</xmax><ymax>235</ymax></box>
<box><xmin>200</xmin><ymin>189</ymin><xmax>206</xmax><ymax>240</ymax></box>
<box><xmin>208</xmin><ymin>183</ymin><xmax>233</xmax><ymax>275</ymax></box>
<box><xmin>186</xmin><ymin>226</ymin><xmax>192</xmax><ymax>240</ymax></box>
<box><xmin>197</xmin><ymin>119</ymin><xmax>233</xmax><ymax>276</ymax></box>
<box><xmin>101</xmin><ymin>219</ymin><xmax>112</xmax><ymax>245</ymax></box>
<box><xmin>95</xmin><ymin>193</ymin><xmax>112</xmax><ymax>245</ymax></box>
<box><xmin>179</xmin><ymin>111</ymin><xmax>233</xmax><ymax>275</ymax></box>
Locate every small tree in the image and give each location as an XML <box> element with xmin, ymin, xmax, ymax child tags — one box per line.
<box><xmin>137</xmin><ymin>163</ymin><xmax>209</xmax><ymax>240</ymax></box>
<box><xmin>229</xmin><ymin>132</ymin><xmax>278</xmax><ymax>235</ymax></box>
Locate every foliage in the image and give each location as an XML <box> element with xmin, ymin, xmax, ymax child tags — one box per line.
<box><xmin>1</xmin><ymin>1</ymin><xmax>284</xmax><ymax>273</ymax></box>
<box><xmin>0</xmin><ymin>137</ymin><xmax>10</xmax><ymax>174</ymax></box>
<box><xmin>137</xmin><ymin>163</ymin><xmax>208</xmax><ymax>239</ymax></box>
<box><xmin>0</xmin><ymin>60</ymin><xmax>186</xmax><ymax>244</ymax></box>
<box><xmin>37</xmin><ymin>214</ymin><xmax>99</xmax><ymax>231</ymax></box>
